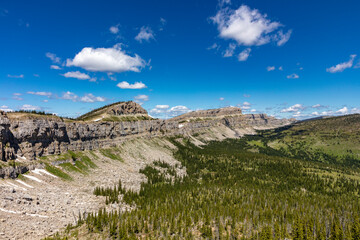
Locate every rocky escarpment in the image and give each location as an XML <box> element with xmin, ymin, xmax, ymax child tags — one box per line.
<box><xmin>173</xmin><ymin>106</ymin><xmax>243</xmax><ymax>120</ymax></box>
<box><xmin>0</xmin><ymin>105</ymin><xmax>295</xmax><ymax>167</ymax></box>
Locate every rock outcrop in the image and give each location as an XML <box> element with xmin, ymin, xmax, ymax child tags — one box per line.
<box><xmin>0</xmin><ymin>104</ymin><xmax>295</xmax><ymax>164</ymax></box>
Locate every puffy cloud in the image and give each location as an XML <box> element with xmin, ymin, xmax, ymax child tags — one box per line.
<box><xmin>240</xmin><ymin>101</ymin><xmax>251</xmax><ymax>110</ymax></box>
<box><xmin>207</xmin><ymin>43</ymin><xmax>220</xmax><ymax>51</ymax></box>
<box><xmin>60</xmin><ymin>91</ymin><xmax>105</xmax><ymax>103</ymax></box>
<box><xmin>0</xmin><ymin>105</ymin><xmax>13</xmax><ymax>112</ymax></box>
<box><xmin>117</xmin><ymin>81</ymin><xmax>147</xmax><ymax>89</ymax></box>
<box><xmin>336</xmin><ymin>106</ymin><xmax>348</xmax><ymax>115</ymax></box>
<box><xmin>109</xmin><ymin>24</ymin><xmax>120</xmax><ymax>34</ymax></box>
<box><xmin>27</xmin><ymin>91</ymin><xmax>53</xmax><ymax>97</ymax></box>
<box><xmin>287</xmin><ymin>73</ymin><xmax>299</xmax><ymax>79</ymax></box>
<box><xmin>7</xmin><ymin>74</ymin><xmax>24</xmax><ymax>78</ymax></box>
<box><xmin>250</xmin><ymin>109</ymin><xmax>257</xmax><ymax>112</ymax></box>
<box><xmin>21</xmin><ymin>104</ymin><xmax>41</xmax><ymax>111</ymax></box>
<box><xmin>223</xmin><ymin>43</ymin><xmax>236</xmax><ymax>57</ymax></box>
<box><xmin>45</xmin><ymin>52</ymin><xmax>61</xmax><ymax>64</ymax></box>
<box><xmin>267</xmin><ymin>66</ymin><xmax>275</xmax><ymax>71</ymax></box>
<box><xmin>326</xmin><ymin>54</ymin><xmax>356</xmax><ymax>73</ymax></box>
<box><xmin>66</xmin><ymin>46</ymin><xmax>146</xmax><ymax>73</ymax></box>
<box><xmin>134</xmin><ymin>94</ymin><xmax>149</xmax><ymax>105</ymax></box>
<box><xmin>168</xmin><ymin>105</ymin><xmax>191</xmax><ymax>117</ymax></box>
<box><xmin>238</xmin><ymin>48</ymin><xmax>251</xmax><ymax>61</ymax></box>
<box><xmin>211</xmin><ymin>5</ymin><xmax>291</xmax><ymax>47</ymax></box>
<box><xmin>312</xmin><ymin>104</ymin><xmax>321</xmax><ymax>108</ymax></box>
<box><xmin>135</xmin><ymin>26</ymin><xmax>155</xmax><ymax>43</ymax></box>
<box><xmin>155</xmin><ymin>105</ymin><xmax>169</xmax><ymax>109</ymax></box>
<box><xmin>281</xmin><ymin>104</ymin><xmax>304</xmax><ymax>113</ymax></box>
<box><xmin>50</xmin><ymin>65</ymin><xmax>62</xmax><ymax>70</ymax></box>
<box><xmin>62</xmin><ymin>71</ymin><xmax>91</xmax><ymax>80</ymax></box>
<box><xmin>80</xmin><ymin>94</ymin><xmax>106</xmax><ymax>103</ymax></box>
<box><xmin>12</xmin><ymin>93</ymin><xmax>23</xmax><ymax>101</ymax></box>
<box><xmin>275</xmin><ymin>30</ymin><xmax>292</xmax><ymax>46</ymax></box>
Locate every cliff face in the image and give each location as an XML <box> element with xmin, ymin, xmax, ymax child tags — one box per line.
<box><xmin>0</xmin><ymin>108</ymin><xmax>295</xmax><ymax>162</ymax></box>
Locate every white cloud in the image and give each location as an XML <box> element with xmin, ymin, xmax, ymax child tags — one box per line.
<box><xmin>80</xmin><ymin>94</ymin><xmax>106</xmax><ymax>103</ymax></box>
<box><xmin>135</xmin><ymin>26</ymin><xmax>155</xmax><ymax>43</ymax></box>
<box><xmin>168</xmin><ymin>105</ymin><xmax>191</xmax><ymax>117</ymax></box>
<box><xmin>240</xmin><ymin>101</ymin><xmax>251</xmax><ymax>110</ymax></box>
<box><xmin>134</xmin><ymin>94</ymin><xmax>149</xmax><ymax>105</ymax></box>
<box><xmin>27</xmin><ymin>91</ymin><xmax>52</xmax><ymax>97</ymax></box>
<box><xmin>61</xmin><ymin>91</ymin><xmax>106</xmax><ymax>103</ymax></box>
<box><xmin>155</xmin><ymin>105</ymin><xmax>169</xmax><ymax>109</ymax></box>
<box><xmin>336</xmin><ymin>106</ymin><xmax>348</xmax><ymax>115</ymax></box>
<box><xmin>281</xmin><ymin>104</ymin><xmax>304</xmax><ymax>113</ymax></box>
<box><xmin>21</xmin><ymin>104</ymin><xmax>41</xmax><ymax>111</ymax></box>
<box><xmin>238</xmin><ymin>48</ymin><xmax>251</xmax><ymax>61</ymax></box>
<box><xmin>62</xmin><ymin>71</ymin><xmax>91</xmax><ymax>80</ymax></box>
<box><xmin>0</xmin><ymin>105</ymin><xmax>13</xmax><ymax>112</ymax></box>
<box><xmin>292</xmin><ymin>111</ymin><xmax>302</xmax><ymax>117</ymax></box>
<box><xmin>50</xmin><ymin>65</ymin><xmax>62</xmax><ymax>70</ymax></box>
<box><xmin>117</xmin><ymin>81</ymin><xmax>147</xmax><ymax>89</ymax></box>
<box><xmin>207</xmin><ymin>43</ymin><xmax>220</xmax><ymax>51</ymax></box>
<box><xmin>12</xmin><ymin>93</ymin><xmax>23</xmax><ymax>101</ymax></box>
<box><xmin>326</xmin><ymin>54</ymin><xmax>356</xmax><ymax>73</ymax></box>
<box><xmin>218</xmin><ymin>0</ymin><xmax>231</xmax><ymax>7</ymax></box>
<box><xmin>211</xmin><ymin>5</ymin><xmax>291</xmax><ymax>47</ymax></box>
<box><xmin>287</xmin><ymin>73</ymin><xmax>299</xmax><ymax>79</ymax></box>
<box><xmin>66</xmin><ymin>45</ymin><xmax>146</xmax><ymax>73</ymax></box>
<box><xmin>351</xmin><ymin>108</ymin><xmax>360</xmax><ymax>114</ymax></box>
<box><xmin>109</xmin><ymin>24</ymin><xmax>119</xmax><ymax>34</ymax></box>
<box><xmin>275</xmin><ymin>30</ymin><xmax>292</xmax><ymax>46</ymax></box>
<box><xmin>279</xmin><ymin>66</ymin><xmax>283</xmax><ymax>71</ymax></box>
<box><xmin>219</xmin><ymin>97</ymin><xmax>225</xmax><ymax>101</ymax></box>
<box><xmin>45</xmin><ymin>52</ymin><xmax>61</xmax><ymax>64</ymax></box>
<box><xmin>7</xmin><ymin>74</ymin><xmax>24</xmax><ymax>78</ymax></box>
<box><xmin>267</xmin><ymin>66</ymin><xmax>275</xmax><ymax>71</ymax></box>
<box><xmin>250</xmin><ymin>109</ymin><xmax>256</xmax><ymax>112</ymax></box>
<box><xmin>223</xmin><ymin>43</ymin><xmax>236</xmax><ymax>57</ymax></box>
<box><xmin>312</xmin><ymin>104</ymin><xmax>326</xmax><ymax>109</ymax></box>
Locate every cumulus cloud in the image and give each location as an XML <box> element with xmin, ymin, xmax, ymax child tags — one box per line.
<box><xmin>211</xmin><ymin>5</ymin><xmax>291</xmax><ymax>47</ymax></box>
<box><xmin>21</xmin><ymin>104</ymin><xmax>41</xmax><ymax>111</ymax></box>
<box><xmin>168</xmin><ymin>106</ymin><xmax>191</xmax><ymax>117</ymax></box>
<box><xmin>281</xmin><ymin>104</ymin><xmax>304</xmax><ymax>113</ymax></box>
<box><xmin>80</xmin><ymin>94</ymin><xmax>106</xmax><ymax>103</ymax></box>
<box><xmin>134</xmin><ymin>94</ymin><xmax>149</xmax><ymax>105</ymax></box>
<box><xmin>27</xmin><ymin>91</ymin><xmax>53</xmax><ymax>97</ymax></box>
<box><xmin>12</xmin><ymin>93</ymin><xmax>23</xmax><ymax>101</ymax></box>
<box><xmin>238</xmin><ymin>48</ymin><xmax>251</xmax><ymax>61</ymax></box>
<box><xmin>287</xmin><ymin>73</ymin><xmax>299</xmax><ymax>79</ymax></box>
<box><xmin>275</xmin><ymin>30</ymin><xmax>292</xmax><ymax>46</ymax></box>
<box><xmin>46</xmin><ymin>52</ymin><xmax>61</xmax><ymax>64</ymax></box>
<box><xmin>50</xmin><ymin>65</ymin><xmax>62</xmax><ymax>70</ymax></box>
<box><xmin>267</xmin><ymin>66</ymin><xmax>275</xmax><ymax>71</ymax></box>
<box><xmin>66</xmin><ymin>45</ymin><xmax>146</xmax><ymax>73</ymax></box>
<box><xmin>61</xmin><ymin>91</ymin><xmax>105</xmax><ymax>103</ymax></box>
<box><xmin>326</xmin><ymin>54</ymin><xmax>356</xmax><ymax>73</ymax></box>
<box><xmin>149</xmin><ymin>105</ymin><xmax>191</xmax><ymax>118</ymax></box>
<box><xmin>7</xmin><ymin>74</ymin><xmax>24</xmax><ymax>78</ymax></box>
<box><xmin>336</xmin><ymin>106</ymin><xmax>348</xmax><ymax>115</ymax></box>
<box><xmin>135</xmin><ymin>26</ymin><xmax>155</xmax><ymax>43</ymax></box>
<box><xmin>109</xmin><ymin>24</ymin><xmax>120</xmax><ymax>34</ymax></box>
<box><xmin>0</xmin><ymin>105</ymin><xmax>13</xmax><ymax>112</ymax></box>
<box><xmin>62</xmin><ymin>71</ymin><xmax>91</xmax><ymax>80</ymax></box>
<box><xmin>117</xmin><ymin>81</ymin><xmax>147</xmax><ymax>89</ymax></box>
<box><xmin>223</xmin><ymin>43</ymin><xmax>236</xmax><ymax>57</ymax></box>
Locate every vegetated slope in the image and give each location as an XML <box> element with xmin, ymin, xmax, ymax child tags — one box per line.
<box><xmin>249</xmin><ymin>114</ymin><xmax>360</xmax><ymax>167</ymax></box>
<box><xmin>46</xmin><ymin>133</ymin><xmax>360</xmax><ymax>239</ymax></box>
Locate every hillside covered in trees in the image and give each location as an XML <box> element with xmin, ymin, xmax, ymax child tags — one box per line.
<box><xmin>46</xmin><ymin>115</ymin><xmax>360</xmax><ymax>239</ymax></box>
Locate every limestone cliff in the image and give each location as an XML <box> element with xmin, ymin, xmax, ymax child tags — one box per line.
<box><xmin>0</xmin><ymin>103</ymin><xmax>295</xmax><ymax>163</ymax></box>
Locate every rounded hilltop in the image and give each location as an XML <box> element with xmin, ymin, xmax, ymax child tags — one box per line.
<box><xmin>77</xmin><ymin>101</ymin><xmax>152</xmax><ymax>122</ymax></box>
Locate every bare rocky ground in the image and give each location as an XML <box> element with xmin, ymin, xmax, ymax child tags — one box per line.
<box><xmin>0</xmin><ymin>137</ymin><xmax>184</xmax><ymax>240</ymax></box>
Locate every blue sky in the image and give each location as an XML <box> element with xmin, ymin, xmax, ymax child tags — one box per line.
<box><xmin>0</xmin><ymin>0</ymin><xmax>360</xmax><ymax>119</ymax></box>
